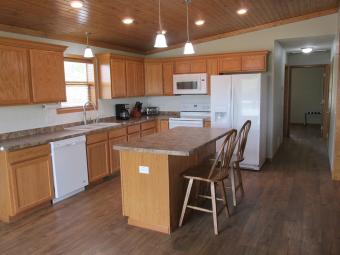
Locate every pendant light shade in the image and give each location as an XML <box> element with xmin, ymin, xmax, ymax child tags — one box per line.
<box><xmin>184</xmin><ymin>41</ymin><xmax>195</xmax><ymax>55</ymax></box>
<box><xmin>154</xmin><ymin>0</ymin><xmax>168</xmax><ymax>48</ymax></box>
<box><xmin>84</xmin><ymin>32</ymin><xmax>94</xmax><ymax>58</ymax></box>
<box><xmin>183</xmin><ymin>0</ymin><xmax>195</xmax><ymax>55</ymax></box>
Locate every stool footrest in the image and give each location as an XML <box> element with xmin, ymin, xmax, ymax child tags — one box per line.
<box><xmin>187</xmin><ymin>205</ymin><xmax>213</xmax><ymax>213</ymax></box>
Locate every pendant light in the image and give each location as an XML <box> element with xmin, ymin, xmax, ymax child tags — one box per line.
<box><xmin>154</xmin><ymin>0</ymin><xmax>168</xmax><ymax>48</ymax></box>
<box><xmin>184</xmin><ymin>0</ymin><xmax>195</xmax><ymax>55</ymax></box>
<box><xmin>84</xmin><ymin>32</ymin><xmax>94</xmax><ymax>58</ymax></box>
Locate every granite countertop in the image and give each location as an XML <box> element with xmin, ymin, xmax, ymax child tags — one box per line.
<box><xmin>0</xmin><ymin>116</ymin><xmax>170</xmax><ymax>152</ymax></box>
<box><xmin>113</xmin><ymin>127</ymin><xmax>230</xmax><ymax>156</ymax></box>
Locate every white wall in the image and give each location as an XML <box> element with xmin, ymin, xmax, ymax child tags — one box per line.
<box><xmin>290</xmin><ymin>67</ymin><xmax>324</xmax><ymax>124</ymax></box>
<box><xmin>0</xmin><ymin>31</ymin><xmax>145</xmax><ymax>134</ymax></box>
<box><xmin>287</xmin><ymin>51</ymin><xmax>331</xmax><ymax>65</ymax></box>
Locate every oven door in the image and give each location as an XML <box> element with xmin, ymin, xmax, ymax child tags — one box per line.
<box><xmin>169</xmin><ymin>118</ymin><xmax>204</xmax><ymax>129</ymax></box>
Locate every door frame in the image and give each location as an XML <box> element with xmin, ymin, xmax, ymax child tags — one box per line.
<box><xmin>283</xmin><ymin>64</ymin><xmax>331</xmax><ymax>138</ymax></box>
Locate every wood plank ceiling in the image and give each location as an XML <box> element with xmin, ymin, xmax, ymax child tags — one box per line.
<box><xmin>0</xmin><ymin>0</ymin><xmax>338</xmax><ymax>54</ymax></box>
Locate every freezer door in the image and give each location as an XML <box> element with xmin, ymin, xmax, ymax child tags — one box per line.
<box><xmin>232</xmin><ymin>74</ymin><xmax>261</xmax><ymax>169</ymax></box>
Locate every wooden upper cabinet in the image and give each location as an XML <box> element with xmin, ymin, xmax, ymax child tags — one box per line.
<box><xmin>0</xmin><ymin>45</ymin><xmax>30</xmax><ymax>105</ymax></box>
<box><xmin>219</xmin><ymin>55</ymin><xmax>242</xmax><ymax>73</ymax></box>
<box><xmin>144</xmin><ymin>62</ymin><xmax>163</xmax><ymax>96</ymax></box>
<box><xmin>126</xmin><ymin>60</ymin><xmax>145</xmax><ymax>97</ymax></box>
<box><xmin>110</xmin><ymin>58</ymin><xmax>127</xmax><ymax>97</ymax></box>
<box><xmin>242</xmin><ymin>54</ymin><xmax>267</xmax><ymax>72</ymax></box>
<box><xmin>30</xmin><ymin>49</ymin><xmax>66</xmax><ymax>103</ymax></box>
<box><xmin>163</xmin><ymin>62</ymin><xmax>174</xmax><ymax>96</ymax></box>
<box><xmin>175</xmin><ymin>59</ymin><xmax>207</xmax><ymax>74</ymax></box>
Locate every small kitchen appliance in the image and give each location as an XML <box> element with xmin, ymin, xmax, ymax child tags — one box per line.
<box><xmin>115</xmin><ymin>104</ymin><xmax>130</xmax><ymax>120</ymax></box>
<box><xmin>145</xmin><ymin>106</ymin><xmax>160</xmax><ymax>116</ymax></box>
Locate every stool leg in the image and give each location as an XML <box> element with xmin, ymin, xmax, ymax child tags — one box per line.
<box><xmin>236</xmin><ymin>163</ymin><xmax>245</xmax><ymax>197</ymax></box>
<box><xmin>210</xmin><ymin>182</ymin><xmax>218</xmax><ymax>235</ymax></box>
<box><xmin>230</xmin><ymin>166</ymin><xmax>237</xmax><ymax>207</ymax></box>
<box><xmin>179</xmin><ymin>178</ymin><xmax>194</xmax><ymax>227</ymax></box>
<box><xmin>220</xmin><ymin>180</ymin><xmax>230</xmax><ymax>218</ymax></box>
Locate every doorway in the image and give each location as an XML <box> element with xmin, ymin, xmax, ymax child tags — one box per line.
<box><xmin>283</xmin><ymin>64</ymin><xmax>330</xmax><ymax>138</ymax></box>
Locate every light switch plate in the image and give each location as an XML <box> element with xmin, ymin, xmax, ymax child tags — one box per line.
<box><xmin>139</xmin><ymin>166</ymin><xmax>150</xmax><ymax>174</ymax></box>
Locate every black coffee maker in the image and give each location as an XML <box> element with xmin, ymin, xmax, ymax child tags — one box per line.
<box><xmin>115</xmin><ymin>104</ymin><xmax>130</xmax><ymax>120</ymax></box>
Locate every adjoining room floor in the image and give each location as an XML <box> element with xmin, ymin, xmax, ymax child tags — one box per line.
<box><xmin>1</xmin><ymin>127</ymin><xmax>340</xmax><ymax>255</ymax></box>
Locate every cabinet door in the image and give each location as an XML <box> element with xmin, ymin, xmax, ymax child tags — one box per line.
<box><xmin>30</xmin><ymin>49</ymin><xmax>66</xmax><ymax>103</ymax></box>
<box><xmin>175</xmin><ymin>61</ymin><xmax>191</xmax><ymax>74</ymax></box>
<box><xmin>144</xmin><ymin>62</ymin><xmax>163</xmax><ymax>96</ymax></box>
<box><xmin>159</xmin><ymin>120</ymin><xmax>169</xmax><ymax>132</ymax></box>
<box><xmin>242</xmin><ymin>54</ymin><xmax>267</xmax><ymax>72</ymax></box>
<box><xmin>163</xmin><ymin>62</ymin><xmax>174</xmax><ymax>96</ymax></box>
<box><xmin>219</xmin><ymin>55</ymin><xmax>242</xmax><ymax>73</ymax></box>
<box><xmin>128</xmin><ymin>132</ymin><xmax>141</xmax><ymax>141</ymax></box>
<box><xmin>109</xmin><ymin>136</ymin><xmax>127</xmax><ymax>174</ymax></box>
<box><xmin>87</xmin><ymin>141</ymin><xmax>110</xmax><ymax>183</ymax></box>
<box><xmin>126</xmin><ymin>60</ymin><xmax>145</xmax><ymax>97</ymax></box>
<box><xmin>10</xmin><ymin>155</ymin><xmax>53</xmax><ymax>214</ymax></box>
<box><xmin>207</xmin><ymin>58</ymin><xmax>219</xmax><ymax>95</ymax></box>
<box><xmin>111</xmin><ymin>58</ymin><xmax>127</xmax><ymax>97</ymax></box>
<box><xmin>190</xmin><ymin>59</ymin><xmax>207</xmax><ymax>73</ymax></box>
<box><xmin>141</xmin><ymin>128</ymin><xmax>156</xmax><ymax>137</ymax></box>
<box><xmin>0</xmin><ymin>45</ymin><xmax>31</xmax><ymax>105</ymax></box>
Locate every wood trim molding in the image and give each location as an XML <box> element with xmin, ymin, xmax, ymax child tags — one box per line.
<box><xmin>145</xmin><ymin>8</ymin><xmax>338</xmax><ymax>55</ymax></box>
<box><xmin>64</xmin><ymin>54</ymin><xmax>94</xmax><ymax>63</ymax></box>
<box><xmin>56</xmin><ymin>105</ymin><xmax>95</xmax><ymax>114</ymax></box>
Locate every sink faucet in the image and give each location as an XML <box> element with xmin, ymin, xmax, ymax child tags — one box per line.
<box><xmin>83</xmin><ymin>100</ymin><xmax>99</xmax><ymax>125</ymax></box>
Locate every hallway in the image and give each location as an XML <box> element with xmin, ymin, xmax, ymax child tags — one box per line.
<box><xmin>0</xmin><ymin>129</ymin><xmax>340</xmax><ymax>255</ymax></box>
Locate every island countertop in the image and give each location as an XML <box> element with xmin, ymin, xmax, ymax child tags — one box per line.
<box><xmin>113</xmin><ymin>127</ymin><xmax>230</xmax><ymax>156</ymax></box>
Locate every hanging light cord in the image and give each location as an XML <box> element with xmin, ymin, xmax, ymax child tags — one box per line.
<box><xmin>158</xmin><ymin>0</ymin><xmax>162</xmax><ymax>32</ymax></box>
<box><xmin>186</xmin><ymin>1</ymin><xmax>190</xmax><ymax>42</ymax></box>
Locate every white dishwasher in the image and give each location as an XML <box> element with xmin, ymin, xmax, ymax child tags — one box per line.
<box><xmin>50</xmin><ymin>135</ymin><xmax>89</xmax><ymax>204</ymax></box>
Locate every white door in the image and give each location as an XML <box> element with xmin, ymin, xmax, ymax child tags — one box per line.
<box><xmin>211</xmin><ymin>75</ymin><xmax>232</xmax><ymax>151</ymax></box>
<box><xmin>232</xmin><ymin>74</ymin><xmax>261</xmax><ymax>169</ymax></box>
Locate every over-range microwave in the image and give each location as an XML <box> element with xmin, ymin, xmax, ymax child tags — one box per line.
<box><xmin>173</xmin><ymin>73</ymin><xmax>207</xmax><ymax>95</ymax></box>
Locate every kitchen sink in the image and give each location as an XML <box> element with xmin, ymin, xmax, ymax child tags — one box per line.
<box><xmin>66</xmin><ymin>122</ymin><xmax>121</xmax><ymax>131</ymax></box>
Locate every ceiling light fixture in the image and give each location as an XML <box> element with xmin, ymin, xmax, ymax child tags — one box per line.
<box><xmin>84</xmin><ymin>32</ymin><xmax>94</xmax><ymax>58</ymax></box>
<box><xmin>154</xmin><ymin>0</ymin><xmax>168</xmax><ymax>48</ymax></box>
<box><xmin>301</xmin><ymin>47</ymin><xmax>313</xmax><ymax>54</ymax></box>
<box><xmin>184</xmin><ymin>0</ymin><xmax>195</xmax><ymax>55</ymax></box>
<box><xmin>195</xmin><ymin>19</ymin><xmax>205</xmax><ymax>26</ymax></box>
<box><xmin>237</xmin><ymin>8</ymin><xmax>248</xmax><ymax>15</ymax></box>
<box><xmin>122</xmin><ymin>18</ymin><xmax>134</xmax><ymax>25</ymax></box>
<box><xmin>70</xmin><ymin>0</ymin><xmax>84</xmax><ymax>9</ymax></box>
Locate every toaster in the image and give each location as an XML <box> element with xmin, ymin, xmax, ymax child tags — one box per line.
<box><xmin>145</xmin><ymin>107</ymin><xmax>160</xmax><ymax>116</ymax></box>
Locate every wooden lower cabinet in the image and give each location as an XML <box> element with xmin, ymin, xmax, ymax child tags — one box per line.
<box><xmin>141</xmin><ymin>128</ymin><xmax>156</xmax><ymax>137</ymax></box>
<box><xmin>159</xmin><ymin>119</ymin><xmax>169</xmax><ymax>132</ymax></box>
<box><xmin>109</xmin><ymin>136</ymin><xmax>127</xmax><ymax>174</ymax></box>
<box><xmin>86</xmin><ymin>132</ymin><xmax>110</xmax><ymax>183</ymax></box>
<box><xmin>204</xmin><ymin>120</ymin><xmax>211</xmax><ymax>128</ymax></box>
<box><xmin>0</xmin><ymin>144</ymin><xmax>53</xmax><ymax>223</ymax></box>
<box><xmin>128</xmin><ymin>132</ymin><xmax>141</xmax><ymax>141</ymax></box>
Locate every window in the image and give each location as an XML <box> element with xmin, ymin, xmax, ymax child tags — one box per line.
<box><xmin>58</xmin><ymin>58</ymin><xmax>96</xmax><ymax>113</ymax></box>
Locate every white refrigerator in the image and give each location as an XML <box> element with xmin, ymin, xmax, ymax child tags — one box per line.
<box><xmin>211</xmin><ymin>74</ymin><xmax>267</xmax><ymax>170</ymax></box>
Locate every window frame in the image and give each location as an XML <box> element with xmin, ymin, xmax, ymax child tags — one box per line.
<box><xmin>57</xmin><ymin>55</ymin><xmax>97</xmax><ymax>114</ymax></box>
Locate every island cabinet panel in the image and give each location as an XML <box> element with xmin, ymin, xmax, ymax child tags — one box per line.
<box><xmin>30</xmin><ymin>49</ymin><xmax>66</xmax><ymax>103</ymax></box>
<box><xmin>86</xmin><ymin>132</ymin><xmax>110</xmax><ymax>183</ymax></box>
<box><xmin>0</xmin><ymin>144</ymin><xmax>53</xmax><ymax>223</ymax></box>
<box><xmin>0</xmin><ymin>45</ymin><xmax>31</xmax><ymax>105</ymax></box>
<box><xmin>126</xmin><ymin>60</ymin><xmax>145</xmax><ymax>97</ymax></box>
<box><xmin>163</xmin><ymin>62</ymin><xmax>174</xmax><ymax>96</ymax></box>
<box><xmin>241</xmin><ymin>54</ymin><xmax>267</xmax><ymax>72</ymax></box>
<box><xmin>144</xmin><ymin>62</ymin><xmax>163</xmax><ymax>96</ymax></box>
<box><xmin>110</xmin><ymin>58</ymin><xmax>127</xmax><ymax>97</ymax></box>
<box><xmin>219</xmin><ymin>55</ymin><xmax>242</xmax><ymax>73</ymax></box>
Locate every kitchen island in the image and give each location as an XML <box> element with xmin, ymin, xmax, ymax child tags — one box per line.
<box><xmin>113</xmin><ymin>127</ymin><xmax>230</xmax><ymax>234</ymax></box>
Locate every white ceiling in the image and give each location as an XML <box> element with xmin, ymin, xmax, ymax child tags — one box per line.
<box><xmin>279</xmin><ymin>35</ymin><xmax>335</xmax><ymax>53</ymax></box>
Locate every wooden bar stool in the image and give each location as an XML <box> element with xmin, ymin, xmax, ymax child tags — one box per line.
<box><xmin>178</xmin><ymin>129</ymin><xmax>237</xmax><ymax>235</ymax></box>
<box><xmin>230</xmin><ymin>120</ymin><xmax>251</xmax><ymax>207</ymax></box>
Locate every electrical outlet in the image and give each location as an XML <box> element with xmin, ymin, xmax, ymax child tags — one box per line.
<box><xmin>139</xmin><ymin>166</ymin><xmax>150</xmax><ymax>174</ymax></box>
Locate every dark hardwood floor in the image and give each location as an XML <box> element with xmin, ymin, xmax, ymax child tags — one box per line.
<box><xmin>1</xmin><ymin>125</ymin><xmax>340</xmax><ymax>255</ymax></box>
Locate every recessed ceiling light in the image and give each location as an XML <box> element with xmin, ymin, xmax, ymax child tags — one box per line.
<box><xmin>301</xmin><ymin>47</ymin><xmax>313</xmax><ymax>54</ymax></box>
<box><xmin>237</xmin><ymin>8</ymin><xmax>248</xmax><ymax>15</ymax></box>
<box><xmin>195</xmin><ymin>20</ymin><xmax>205</xmax><ymax>26</ymax></box>
<box><xmin>70</xmin><ymin>0</ymin><xmax>84</xmax><ymax>8</ymax></box>
<box><xmin>122</xmin><ymin>18</ymin><xmax>134</xmax><ymax>25</ymax></box>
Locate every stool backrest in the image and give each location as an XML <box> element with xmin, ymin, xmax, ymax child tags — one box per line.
<box><xmin>235</xmin><ymin>120</ymin><xmax>251</xmax><ymax>162</ymax></box>
<box><xmin>208</xmin><ymin>129</ymin><xmax>237</xmax><ymax>181</ymax></box>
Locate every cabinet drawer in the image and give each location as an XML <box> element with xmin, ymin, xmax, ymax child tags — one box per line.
<box><xmin>109</xmin><ymin>127</ymin><xmax>127</xmax><ymax>139</ymax></box>
<box><xmin>87</xmin><ymin>132</ymin><xmax>108</xmax><ymax>144</ymax></box>
<box><xmin>141</xmin><ymin>121</ymin><xmax>156</xmax><ymax>130</ymax></box>
<box><xmin>128</xmin><ymin>132</ymin><xmax>140</xmax><ymax>141</ymax></box>
<box><xmin>127</xmin><ymin>124</ymin><xmax>141</xmax><ymax>134</ymax></box>
<box><xmin>7</xmin><ymin>144</ymin><xmax>50</xmax><ymax>164</ymax></box>
<box><xmin>141</xmin><ymin>128</ymin><xmax>156</xmax><ymax>137</ymax></box>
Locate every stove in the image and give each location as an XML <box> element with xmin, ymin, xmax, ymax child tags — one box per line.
<box><xmin>169</xmin><ymin>104</ymin><xmax>210</xmax><ymax>129</ymax></box>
